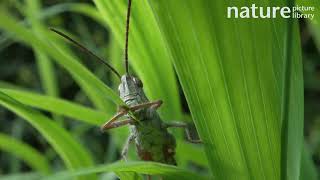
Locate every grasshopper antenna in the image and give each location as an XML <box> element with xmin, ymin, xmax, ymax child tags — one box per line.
<box><xmin>49</xmin><ymin>28</ymin><xmax>121</xmax><ymax>79</ymax></box>
<box><xmin>124</xmin><ymin>0</ymin><xmax>132</xmax><ymax>75</ymax></box>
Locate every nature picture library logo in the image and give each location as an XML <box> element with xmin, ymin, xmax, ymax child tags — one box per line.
<box><xmin>227</xmin><ymin>4</ymin><xmax>315</xmax><ymax>20</ymax></box>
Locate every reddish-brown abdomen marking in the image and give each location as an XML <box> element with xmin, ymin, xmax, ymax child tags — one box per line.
<box><xmin>137</xmin><ymin>145</ymin><xmax>153</xmax><ymax>161</ymax></box>
<box><xmin>163</xmin><ymin>144</ymin><xmax>177</xmax><ymax>165</ymax></box>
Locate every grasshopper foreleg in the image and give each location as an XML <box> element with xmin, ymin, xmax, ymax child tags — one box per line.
<box><xmin>101</xmin><ymin>100</ymin><xmax>162</xmax><ymax>131</ymax></box>
<box><xmin>130</xmin><ymin>100</ymin><xmax>163</xmax><ymax>111</ymax></box>
<box><xmin>121</xmin><ymin>134</ymin><xmax>136</xmax><ymax>161</ymax></box>
<box><xmin>164</xmin><ymin>122</ymin><xmax>202</xmax><ymax>143</ymax></box>
<box><xmin>100</xmin><ymin>107</ymin><xmax>130</xmax><ymax>131</ymax></box>
<box><xmin>100</xmin><ymin>118</ymin><xmax>133</xmax><ymax>131</ymax></box>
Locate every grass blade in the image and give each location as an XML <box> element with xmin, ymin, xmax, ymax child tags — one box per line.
<box><xmin>281</xmin><ymin>5</ymin><xmax>304</xmax><ymax>179</ymax></box>
<box><xmin>0</xmin><ymin>133</ymin><xmax>50</xmax><ymax>174</ymax></box>
<box><xmin>44</xmin><ymin>161</ymin><xmax>209</xmax><ymax>180</ymax></box>
<box><xmin>0</xmin><ymin>88</ymin><xmax>110</xmax><ymax>126</ymax></box>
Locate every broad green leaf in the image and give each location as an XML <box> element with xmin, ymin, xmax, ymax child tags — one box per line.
<box><xmin>44</xmin><ymin>161</ymin><xmax>209</xmax><ymax>180</ymax></box>
<box><xmin>0</xmin><ymin>91</ymin><xmax>95</xmax><ymax>179</ymax></box>
<box><xmin>147</xmin><ymin>0</ymin><xmax>303</xmax><ymax>179</ymax></box>
<box><xmin>0</xmin><ymin>133</ymin><xmax>50</xmax><ymax>174</ymax></box>
<box><xmin>93</xmin><ymin>0</ymin><xmax>182</xmax><ymax>120</ymax></box>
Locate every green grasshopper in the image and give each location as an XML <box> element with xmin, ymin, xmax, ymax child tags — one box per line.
<box><xmin>51</xmin><ymin>0</ymin><xmax>201</xmax><ymax>167</ymax></box>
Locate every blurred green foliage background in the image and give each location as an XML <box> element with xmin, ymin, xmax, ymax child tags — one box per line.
<box><xmin>0</xmin><ymin>0</ymin><xmax>116</xmax><ymax>173</ymax></box>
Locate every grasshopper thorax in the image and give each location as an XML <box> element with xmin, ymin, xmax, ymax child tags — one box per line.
<box><xmin>119</xmin><ymin>74</ymin><xmax>147</xmax><ymax>104</ymax></box>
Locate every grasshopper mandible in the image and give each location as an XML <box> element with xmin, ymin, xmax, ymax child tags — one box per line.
<box><xmin>50</xmin><ymin>0</ymin><xmax>201</xmax><ymax>166</ymax></box>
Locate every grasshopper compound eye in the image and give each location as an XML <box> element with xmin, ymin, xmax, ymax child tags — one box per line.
<box><xmin>134</xmin><ymin>78</ymin><xmax>143</xmax><ymax>88</ymax></box>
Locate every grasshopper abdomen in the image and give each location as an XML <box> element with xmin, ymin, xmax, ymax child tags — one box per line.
<box><xmin>130</xmin><ymin>105</ymin><xmax>177</xmax><ymax>165</ymax></box>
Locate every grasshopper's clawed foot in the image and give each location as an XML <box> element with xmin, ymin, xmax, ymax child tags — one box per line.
<box><xmin>121</xmin><ymin>154</ymin><xmax>128</xmax><ymax>162</ymax></box>
<box><xmin>184</xmin><ymin>130</ymin><xmax>202</xmax><ymax>144</ymax></box>
<box><xmin>164</xmin><ymin>121</ymin><xmax>203</xmax><ymax>144</ymax></box>
<box><xmin>187</xmin><ymin>139</ymin><xmax>202</xmax><ymax>144</ymax></box>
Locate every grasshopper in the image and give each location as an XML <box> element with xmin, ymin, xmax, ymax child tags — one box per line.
<box><xmin>51</xmin><ymin>0</ymin><xmax>201</xmax><ymax>167</ymax></box>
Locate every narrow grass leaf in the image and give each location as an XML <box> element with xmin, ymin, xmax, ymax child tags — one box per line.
<box><xmin>0</xmin><ymin>88</ymin><xmax>110</xmax><ymax>125</ymax></box>
<box><xmin>0</xmin><ymin>133</ymin><xmax>50</xmax><ymax>174</ymax></box>
<box><xmin>44</xmin><ymin>161</ymin><xmax>209</xmax><ymax>180</ymax></box>
<box><xmin>281</xmin><ymin>13</ymin><xmax>304</xmax><ymax>180</ymax></box>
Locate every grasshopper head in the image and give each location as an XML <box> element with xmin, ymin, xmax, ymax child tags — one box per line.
<box><xmin>118</xmin><ymin>74</ymin><xmax>144</xmax><ymax>102</ymax></box>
